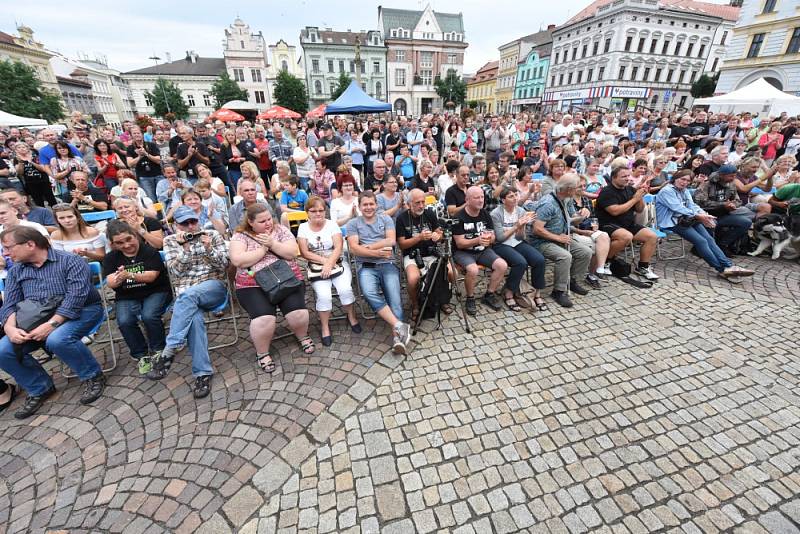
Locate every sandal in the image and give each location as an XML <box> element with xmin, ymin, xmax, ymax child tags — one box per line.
<box><xmin>533</xmin><ymin>296</ymin><xmax>549</xmax><ymax>311</ymax></box>
<box><xmin>504</xmin><ymin>296</ymin><xmax>522</xmax><ymax>312</ymax></box>
<box><xmin>257</xmin><ymin>353</ymin><xmax>276</xmax><ymax>373</ymax></box>
<box><xmin>298</xmin><ymin>336</ymin><xmax>315</xmax><ymax>355</ymax></box>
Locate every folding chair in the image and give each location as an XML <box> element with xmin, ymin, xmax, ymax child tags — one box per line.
<box><xmin>643</xmin><ymin>194</ymin><xmax>685</xmax><ymax>261</ymax></box>
<box><xmin>61</xmin><ymin>262</ymin><xmax>118</xmax><ymax>378</ymax></box>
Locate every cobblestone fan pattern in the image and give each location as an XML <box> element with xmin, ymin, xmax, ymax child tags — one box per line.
<box><xmin>0</xmin><ymin>252</ymin><xmax>798</xmax><ymax>533</ymax></box>
<box><xmin>254</xmin><ymin>259</ymin><xmax>800</xmax><ymax>534</ymax></box>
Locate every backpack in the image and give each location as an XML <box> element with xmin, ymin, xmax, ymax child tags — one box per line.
<box><xmin>418</xmin><ymin>257</ymin><xmax>452</xmax><ymax>319</ymax></box>
<box><xmin>610</xmin><ymin>257</ymin><xmax>653</xmax><ymax>288</ymax></box>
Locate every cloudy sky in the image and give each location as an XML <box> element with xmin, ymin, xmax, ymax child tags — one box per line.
<box><xmin>2</xmin><ymin>0</ymin><xmax>730</xmax><ymax>74</ymax></box>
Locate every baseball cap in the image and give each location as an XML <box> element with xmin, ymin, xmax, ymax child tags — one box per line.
<box><xmin>718</xmin><ymin>164</ymin><xmax>737</xmax><ymax>175</ymax></box>
<box><xmin>173</xmin><ymin>205</ymin><xmax>199</xmax><ymax>224</ymax></box>
<box><xmin>320</xmin><ymin>123</ymin><xmax>333</xmax><ymax>130</ymax></box>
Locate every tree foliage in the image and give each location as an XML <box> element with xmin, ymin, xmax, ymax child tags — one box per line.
<box><xmin>434</xmin><ymin>70</ymin><xmax>467</xmax><ymax>107</ymax></box>
<box><xmin>331</xmin><ymin>72</ymin><xmax>352</xmax><ymax>101</ymax></box>
<box><xmin>691</xmin><ymin>72</ymin><xmax>719</xmax><ymax>99</ymax></box>
<box><xmin>210</xmin><ymin>72</ymin><xmax>248</xmax><ymax>108</ymax></box>
<box><xmin>273</xmin><ymin>70</ymin><xmax>308</xmax><ymax>114</ymax></box>
<box><xmin>145</xmin><ymin>77</ymin><xmax>189</xmax><ymax>119</ymax></box>
<box><xmin>0</xmin><ymin>59</ymin><xmax>64</xmax><ymax>123</ymax></box>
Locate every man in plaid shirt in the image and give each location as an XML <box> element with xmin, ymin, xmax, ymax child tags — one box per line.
<box><xmin>146</xmin><ymin>206</ymin><xmax>228</xmax><ymax>399</ymax></box>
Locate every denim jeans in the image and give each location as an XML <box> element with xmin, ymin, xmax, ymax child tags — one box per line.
<box><xmin>0</xmin><ymin>303</ymin><xmax>103</xmax><ymax>395</ymax></box>
<box><xmin>165</xmin><ymin>280</ymin><xmax>226</xmax><ymax>377</ymax></box>
<box><xmin>115</xmin><ymin>292</ymin><xmax>172</xmax><ymax>358</ymax></box>
<box><xmin>494</xmin><ymin>242</ymin><xmax>546</xmax><ymax>293</ymax></box>
<box><xmin>228</xmin><ymin>169</ymin><xmax>242</xmax><ymax>191</ymax></box>
<box><xmin>715</xmin><ymin>214</ymin><xmax>752</xmax><ymax>249</ymax></box>
<box><xmin>672</xmin><ymin>223</ymin><xmax>732</xmax><ymax>272</ymax></box>
<box><xmin>357</xmin><ymin>262</ymin><xmax>403</xmax><ymax>322</ymax></box>
<box><xmin>139</xmin><ymin>175</ymin><xmax>162</xmax><ymax>202</ymax></box>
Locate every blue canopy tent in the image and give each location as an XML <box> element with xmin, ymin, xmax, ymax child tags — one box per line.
<box><xmin>325</xmin><ymin>80</ymin><xmax>392</xmax><ymax>114</ymax></box>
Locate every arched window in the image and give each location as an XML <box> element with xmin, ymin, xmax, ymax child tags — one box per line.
<box><xmin>375</xmin><ymin>81</ymin><xmax>383</xmax><ymax>99</ymax></box>
<box><xmin>314</xmin><ymin>80</ymin><xmax>322</xmax><ymax>95</ymax></box>
<box><xmin>281</xmin><ymin>60</ymin><xmax>288</xmax><ymax>72</ymax></box>
<box><xmin>394</xmin><ymin>98</ymin><xmax>407</xmax><ymax>115</ymax></box>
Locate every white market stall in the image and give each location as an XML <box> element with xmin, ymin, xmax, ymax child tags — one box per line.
<box><xmin>0</xmin><ymin>110</ymin><xmax>48</xmax><ymax>128</ymax></box>
<box><xmin>694</xmin><ymin>78</ymin><xmax>800</xmax><ymax>117</ymax></box>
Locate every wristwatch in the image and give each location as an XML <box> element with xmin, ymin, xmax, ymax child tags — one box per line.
<box><xmin>48</xmin><ymin>319</ymin><xmax>61</xmax><ymax>328</ymax></box>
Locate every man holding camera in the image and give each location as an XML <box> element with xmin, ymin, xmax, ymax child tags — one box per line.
<box><xmin>397</xmin><ymin>189</ymin><xmax>454</xmax><ymax>319</ymax></box>
<box><xmin>146</xmin><ymin>206</ymin><xmax>228</xmax><ymax>399</ymax></box>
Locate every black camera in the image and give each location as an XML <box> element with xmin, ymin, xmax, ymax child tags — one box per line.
<box><xmin>183</xmin><ymin>231</ymin><xmax>204</xmax><ymax>241</ymax></box>
<box><xmin>413</xmin><ymin>249</ymin><xmax>425</xmax><ymax>269</ymax></box>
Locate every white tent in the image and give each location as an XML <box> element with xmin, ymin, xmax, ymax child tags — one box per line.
<box><xmin>0</xmin><ymin>109</ymin><xmax>48</xmax><ymax>128</ymax></box>
<box><xmin>695</xmin><ymin>78</ymin><xmax>800</xmax><ymax>117</ymax></box>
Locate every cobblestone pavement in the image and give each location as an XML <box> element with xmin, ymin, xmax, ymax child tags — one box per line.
<box><xmin>1</xmin><ymin>250</ymin><xmax>799</xmax><ymax>533</ymax></box>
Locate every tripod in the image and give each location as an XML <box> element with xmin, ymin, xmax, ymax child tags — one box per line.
<box><xmin>413</xmin><ymin>224</ymin><xmax>471</xmax><ymax>335</ymax></box>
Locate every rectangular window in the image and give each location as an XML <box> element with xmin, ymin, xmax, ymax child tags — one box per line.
<box><xmin>667</xmin><ymin>69</ymin><xmax>674</xmax><ymax>82</ymax></box>
<box><xmin>330</xmin><ymin>83</ymin><xmax>336</xmax><ymax>94</ymax></box>
<box><xmin>255</xmin><ymin>91</ymin><xmax>265</xmax><ymax>104</ymax></box>
<box><xmin>678</xmin><ymin>70</ymin><xmax>686</xmax><ymax>83</ymax></box>
<box><xmin>721</xmin><ymin>31</ymin><xmax>728</xmax><ymax>46</ymax></box>
<box><xmin>396</xmin><ymin>50</ymin><xmax>406</xmax><ymax>62</ymax></box>
<box><xmin>233</xmin><ymin>68</ymin><xmax>244</xmax><ymax>82</ymax></box>
<box><xmin>625</xmin><ymin>36</ymin><xmax>633</xmax><ymax>51</ymax></box>
<box><xmin>674</xmin><ymin>41</ymin><xmax>683</xmax><ymax>55</ymax></box>
<box><xmin>650</xmin><ymin>39</ymin><xmax>658</xmax><ymax>53</ymax></box>
<box><xmin>787</xmin><ymin>28</ymin><xmax>800</xmax><ymax>53</ymax></box>
<box><xmin>572</xmin><ymin>47</ymin><xmax>577</xmax><ymax>60</ymax></box>
<box><xmin>747</xmin><ymin>33</ymin><xmax>765</xmax><ymax>58</ymax></box>
<box><xmin>762</xmin><ymin>0</ymin><xmax>777</xmax><ymax>13</ymax></box>
<box><xmin>630</xmin><ymin>66</ymin><xmax>639</xmax><ymax>80</ymax></box>
<box><xmin>420</xmin><ymin>69</ymin><xmax>432</xmax><ymax>85</ymax></box>
<box><xmin>554</xmin><ymin>51</ymin><xmax>560</xmax><ymax>63</ymax></box>
<box><xmin>587</xmin><ymin>68</ymin><xmax>594</xmax><ymax>81</ymax></box>
<box><xmin>421</xmin><ymin>51</ymin><xmax>433</xmax><ymax>67</ymax></box>
<box><xmin>690</xmin><ymin>70</ymin><xmax>697</xmax><ymax>83</ymax></box>
<box><xmin>187</xmin><ymin>94</ymin><xmax>195</xmax><ymax>106</ymax></box>
<box><xmin>350</xmin><ymin>61</ymin><xmax>355</xmax><ymax>73</ymax></box>
<box><xmin>567</xmin><ymin>72</ymin><xmax>573</xmax><ymax>84</ymax></box>
<box><xmin>618</xmin><ymin>66</ymin><xmax>626</xmax><ymax>80</ymax></box>
<box><xmin>576</xmin><ymin>70</ymin><xmax>583</xmax><ymax>83</ymax></box>
<box><xmin>662</xmin><ymin>41</ymin><xmax>670</xmax><ymax>54</ymax></box>
<box><xmin>698</xmin><ymin>44</ymin><xmax>706</xmax><ymax>58</ymax></box>
<box><xmin>637</xmin><ymin>38</ymin><xmax>645</xmax><ymax>52</ymax></box>
<box><xmin>711</xmin><ymin>57</ymin><xmax>719</xmax><ymax>71</ymax></box>
<box><xmin>312</xmin><ymin>59</ymin><xmax>320</xmax><ymax>73</ymax></box>
<box><xmin>395</xmin><ymin>69</ymin><xmax>405</xmax><ymax>86</ymax></box>
<box><xmin>559</xmin><ymin>73</ymin><xmax>564</xmax><ymax>85</ymax></box>
<box><xmin>144</xmin><ymin>93</ymin><xmax>152</xmax><ymax>106</ymax></box>
<box><xmin>551</xmin><ymin>75</ymin><xmax>556</xmax><ymax>86</ymax></box>
<box><xmin>328</xmin><ymin>60</ymin><xmax>334</xmax><ymax>73</ymax></box>
<box><xmin>448</xmin><ymin>54</ymin><xmax>457</xmax><ymax>64</ymax></box>
<box><xmin>338</xmin><ymin>60</ymin><xmax>345</xmax><ymax>72</ymax></box>
<box><xmin>686</xmin><ymin>43</ymin><xmax>694</xmax><ymax>56</ymax></box>
<box><xmin>598</xmin><ymin>66</ymin><xmax>605</xmax><ymax>80</ymax></box>
<box><xmin>361</xmin><ymin>61</ymin><xmax>366</xmax><ymax>74</ymax></box>
<box><xmin>203</xmin><ymin>94</ymin><xmax>211</xmax><ymax>106</ymax></box>
<box><xmin>251</xmin><ymin>69</ymin><xmax>261</xmax><ymax>82</ymax></box>
<box><xmin>604</xmin><ymin>38</ymin><xmax>611</xmax><ymax>53</ymax></box>
<box><xmin>593</xmin><ymin>41</ymin><xmax>599</xmax><ymax>55</ymax></box>
<box><xmin>582</xmin><ymin>44</ymin><xmax>587</xmax><ymax>58</ymax></box>
<box><xmin>373</xmin><ymin>61</ymin><xmax>381</xmax><ymax>74</ymax></box>
<box><xmin>643</xmin><ymin>67</ymin><xmax>651</xmax><ymax>81</ymax></box>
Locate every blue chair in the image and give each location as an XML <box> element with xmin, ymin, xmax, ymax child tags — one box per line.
<box><xmin>61</xmin><ymin>262</ymin><xmax>118</xmax><ymax>378</ymax></box>
<box><xmin>81</xmin><ymin>210</ymin><xmax>117</xmax><ymax>224</ymax></box>
<box><xmin>644</xmin><ymin>194</ymin><xmax>686</xmax><ymax>261</ymax></box>
<box><xmin>751</xmin><ymin>187</ymin><xmax>777</xmax><ymax>196</ymax></box>
<box><xmin>532</xmin><ymin>173</ymin><xmax>545</xmax><ymax>181</ymax></box>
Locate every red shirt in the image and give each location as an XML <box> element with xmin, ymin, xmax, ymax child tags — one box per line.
<box><xmin>254</xmin><ymin>138</ymin><xmax>272</xmax><ymax>171</ymax></box>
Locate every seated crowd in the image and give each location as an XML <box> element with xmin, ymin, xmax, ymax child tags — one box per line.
<box><xmin>1</xmin><ymin>108</ymin><xmax>799</xmax><ymax>419</ymax></box>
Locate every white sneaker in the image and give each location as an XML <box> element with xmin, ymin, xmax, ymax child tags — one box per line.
<box><xmin>634</xmin><ymin>265</ymin><xmax>659</xmax><ymax>281</ymax></box>
<box><xmin>392</xmin><ymin>322</ymin><xmax>411</xmax><ymax>354</ymax></box>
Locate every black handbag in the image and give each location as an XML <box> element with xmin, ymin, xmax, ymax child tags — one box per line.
<box><xmin>253</xmin><ymin>260</ymin><xmax>302</xmax><ymax>304</ymax></box>
<box><xmin>15</xmin><ymin>295</ymin><xmax>64</xmax><ymax>332</ymax></box>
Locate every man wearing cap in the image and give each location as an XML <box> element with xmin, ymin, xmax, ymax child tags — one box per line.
<box><xmin>317</xmin><ymin>123</ymin><xmax>346</xmax><ymax>173</ymax></box>
<box><xmin>145</xmin><ymin>205</ymin><xmax>228</xmax><ymax>399</ymax></box>
<box><xmin>694</xmin><ymin>164</ymin><xmax>753</xmax><ymax>256</ymax></box>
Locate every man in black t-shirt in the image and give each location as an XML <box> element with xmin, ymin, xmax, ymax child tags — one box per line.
<box><xmin>63</xmin><ymin>171</ymin><xmax>109</xmax><ymax>213</ymax></box>
<box><xmin>688</xmin><ymin>111</ymin><xmax>710</xmax><ymax>153</ymax></box>
<box><xmin>595</xmin><ymin>166</ymin><xmax>658</xmax><ymax>280</ymax></box>
<box><xmin>668</xmin><ymin>114</ymin><xmax>692</xmax><ymax>147</ymax></box>
<box><xmin>317</xmin><ymin>123</ymin><xmax>346</xmax><ymax>172</ymax></box>
<box><xmin>104</xmin><ymin>220</ymin><xmax>172</xmax><ymax>366</ymax></box>
<box><xmin>444</xmin><ymin>164</ymin><xmax>470</xmax><ymax>216</ymax></box>
<box><xmin>126</xmin><ymin>127</ymin><xmax>162</xmax><ymax>202</ymax></box>
<box><xmin>397</xmin><ymin>188</ymin><xmax>452</xmax><ymax>317</ymax></box>
<box><xmin>175</xmin><ymin>126</ymin><xmax>210</xmax><ymax>182</ymax></box>
<box><xmin>453</xmin><ymin>186</ymin><xmax>508</xmax><ymax>315</ymax></box>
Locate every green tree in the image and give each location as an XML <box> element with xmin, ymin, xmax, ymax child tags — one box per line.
<box><xmin>467</xmin><ymin>100</ymin><xmax>480</xmax><ymax>109</ymax></box>
<box><xmin>435</xmin><ymin>69</ymin><xmax>467</xmax><ymax>107</ymax></box>
<box><xmin>691</xmin><ymin>72</ymin><xmax>719</xmax><ymax>99</ymax></box>
<box><xmin>145</xmin><ymin>77</ymin><xmax>189</xmax><ymax>119</ymax></box>
<box><xmin>273</xmin><ymin>70</ymin><xmax>308</xmax><ymax>114</ymax></box>
<box><xmin>210</xmin><ymin>72</ymin><xmax>248</xmax><ymax>108</ymax></box>
<box><xmin>331</xmin><ymin>72</ymin><xmax>352</xmax><ymax>100</ymax></box>
<box><xmin>0</xmin><ymin>59</ymin><xmax>64</xmax><ymax>123</ymax></box>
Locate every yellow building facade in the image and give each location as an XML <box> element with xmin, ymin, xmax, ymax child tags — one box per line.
<box><xmin>466</xmin><ymin>61</ymin><xmax>498</xmax><ymax>114</ymax></box>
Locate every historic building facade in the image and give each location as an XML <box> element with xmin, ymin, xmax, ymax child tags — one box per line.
<box><xmin>511</xmin><ymin>28</ymin><xmax>554</xmax><ymax>112</ymax></box>
<box><xmin>544</xmin><ymin>0</ymin><xmax>739</xmax><ymax>111</ymax></box>
<box><xmin>0</xmin><ymin>26</ymin><xmax>61</xmax><ymax>104</ymax></box>
<box><xmin>380</xmin><ymin>5</ymin><xmax>467</xmax><ymax>116</ymax></box>
<box><xmin>466</xmin><ymin>61</ymin><xmax>498</xmax><ymax>114</ymax></box>
<box><xmin>223</xmin><ymin>18</ymin><xmax>271</xmax><ymax>110</ymax></box>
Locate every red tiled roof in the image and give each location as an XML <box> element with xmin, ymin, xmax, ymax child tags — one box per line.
<box><xmin>565</xmin><ymin>0</ymin><xmax>739</xmax><ymax>25</ymax></box>
<box><xmin>469</xmin><ymin>61</ymin><xmax>498</xmax><ymax>84</ymax></box>
<box><xmin>0</xmin><ymin>31</ymin><xmax>17</xmax><ymax>46</ymax></box>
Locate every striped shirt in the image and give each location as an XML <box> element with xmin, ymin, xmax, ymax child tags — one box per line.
<box><xmin>0</xmin><ymin>248</ymin><xmax>100</xmax><ymax>324</ymax></box>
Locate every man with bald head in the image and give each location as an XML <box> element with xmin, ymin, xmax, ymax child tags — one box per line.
<box><xmin>453</xmin><ymin>186</ymin><xmax>508</xmax><ymax>316</ymax></box>
<box><xmin>397</xmin><ymin>189</ymin><xmax>452</xmax><ymax>317</ymax></box>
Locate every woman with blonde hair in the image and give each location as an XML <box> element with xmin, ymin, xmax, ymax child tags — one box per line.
<box><xmin>111</xmin><ymin>177</ymin><xmax>157</xmax><ymax>218</ymax></box>
<box><xmin>221</xmin><ymin>128</ymin><xmax>247</xmax><ymax>184</ymax></box>
<box><xmin>50</xmin><ymin>203</ymin><xmax>106</xmax><ymax>261</ymax></box>
<box><xmin>113</xmin><ymin>196</ymin><xmax>165</xmax><ymax>249</ymax></box>
<box><xmin>238</xmin><ymin>160</ymin><xmax>268</xmax><ymax>199</ymax></box>
<box><xmin>229</xmin><ymin>203</ymin><xmax>313</xmax><ymax>372</ymax></box>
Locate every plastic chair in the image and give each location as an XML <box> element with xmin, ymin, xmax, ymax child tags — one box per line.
<box><xmin>532</xmin><ymin>173</ymin><xmax>545</xmax><ymax>181</ymax></box>
<box><xmin>61</xmin><ymin>262</ymin><xmax>117</xmax><ymax>378</ymax></box>
<box><xmin>286</xmin><ymin>210</ymin><xmax>309</xmax><ymax>236</ymax></box>
<box><xmin>425</xmin><ymin>195</ymin><xmax>438</xmax><ymax>206</ymax></box>
<box><xmin>82</xmin><ymin>210</ymin><xmax>117</xmax><ymax>224</ymax></box>
<box><xmin>644</xmin><ymin>194</ymin><xmax>685</xmax><ymax>261</ymax></box>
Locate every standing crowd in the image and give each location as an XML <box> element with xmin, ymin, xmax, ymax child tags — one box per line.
<box><xmin>0</xmin><ymin>106</ymin><xmax>798</xmax><ymax>418</ymax></box>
